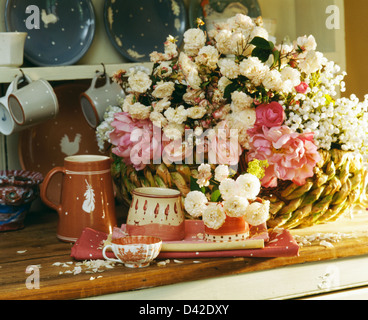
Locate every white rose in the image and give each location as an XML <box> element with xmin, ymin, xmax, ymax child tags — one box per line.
<box><xmin>215</xmin><ymin>29</ymin><xmax>233</xmax><ymax>55</ymax></box>
<box><xmin>296</xmin><ymin>35</ymin><xmax>317</xmax><ymax>52</ymax></box>
<box><xmin>184</xmin><ymin>191</ymin><xmax>208</xmax><ymax>218</ymax></box>
<box><xmin>195</xmin><ymin>45</ymin><xmax>219</xmax><ymax>70</ymax></box>
<box><xmin>262</xmin><ymin>69</ymin><xmax>283</xmax><ymax>92</ymax></box>
<box><xmin>239</xmin><ymin>56</ymin><xmax>269</xmax><ymax>86</ymax></box>
<box><xmin>236</xmin><ymin>173</ymin><xmax>261</xmax><ymax>199</ymax></box>
<box><xmin>214</xmin><ymin>165</ymin><xmax>230</xmax><ymax>182</ymax></box>
<box><xmin>128</xmin><ymin>71</ymin><xmax>152</xmax><ymax>93</ymax></box>
<box><xmin>163</xmin><ymin>122</ymin><xmax>185</xmax><ymax>140</ymax></box>
<box><xmin>153</xmin><ymin>97</ymin><xmax>171</xmax><ymax>113</ymax></box>
<box><xmin>203</xmin><ymin>203</ymin><xmax>226</xmax><ymax>230</ymax></box>
<box><xmin>149</xmin><ymin>111</ymin><xmax>168</xmax><ymax>128</ymax></box>
<box><xmin>218</xmin><ymin>58</ymin><xmax>240</xmax><ymax>79</ymax></box>
<box><xmin>223</xmin><ymin>196</ymin><xmax>249</xmax><ymax>218</ymax></box>
<box><xmin>231</xmin><ymin>91</ymin><xmax>253</xmax><ymax>112</ymax></box>
<box><xmin>128</xmin><ymin>102</ymin><xmax>151</xmax><ymax>120</ymax></box>
<box><xmin>187</xmin><ymin>106</ymin><xmax>207</xmax><ymax>119</ymax></box>
<box><xmin>219</xmin><ymin>178</ymin><xmax>239</xmax><ymax>200</ymax></box>
<box><xmin>164</xmin><ymin>105</ymin><xmax>187</xmax><ymax>124</ymax></box>
<box><xmin>244</xmin><ymin>200</ymin><xmax>270</xmax><ymax>226</ymax></box>
<box><xmin>299</xmin><ymin>50</ymin><xmax>324</xmax><ymax>75</ymax></box>
<box><xmin>183</xmin><ymin>28</ymin><xmax>206</xmax><ymax>56</ymax></box>
<box><xmin>152</xmin><ymin>81</ymin><xmax>175</xmax><ymax>99</ymax></box>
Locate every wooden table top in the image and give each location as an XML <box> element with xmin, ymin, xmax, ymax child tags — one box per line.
<box><xmin>1</xmin><ymin>206</ymin><xmax>368</xmax><ymax>300</ymax></box>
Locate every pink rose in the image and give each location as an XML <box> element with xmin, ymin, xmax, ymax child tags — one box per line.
<box><xmin>255</xmin><ymin>102</ymin><xmax>285</xmax><ymax>128</ymax></box>
<box><xmin>295</xmin><ymin>82</ymin><xmax>308</xmax><ymax>94</ymax></box>
<box><xmin>110</xmin><ymin>112</ymin><xmax>161</xmax><ymax>171</ymax></box>
<box><xmin>247</xmin><ymin>126</ymin><xmax>321</xmax><ymax>187</ymax></box>
<box><xmin>161</xmin><ymin>137</ymin><xmax>193</xmax><ymax>165</ymax></box>
<box><xmin>208</xmin><ymin>121</ymin><xmax>242</xmax><ymax>166</ymax></box>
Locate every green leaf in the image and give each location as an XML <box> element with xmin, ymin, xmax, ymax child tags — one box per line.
<box><xmin>190</xmin><ymin>176</ymin><xmax>202</xmax><ymax>192</ymax></box>
<box><xmin>249</xmin><ymin>36</ymin><xmax>272</xmax><ymax>50</ymax></box>
<box><xmin>252</xmin><ymin>47</ymin><xmax>272</xmax><ymax>63</ymax></box>
<box><xmin>210</xmin><ymin>189</ymin><xmax>222</xmax><ymax>202</ymax></box>
<box><xmin>223</xmin><ymin>81</ymin><xmax>239</xmax><ymax>100</ymax></box>
<box><xmin>272</xmin><ymin>50</ymin><xmax>281</xmax><ymax>69</ymax></box>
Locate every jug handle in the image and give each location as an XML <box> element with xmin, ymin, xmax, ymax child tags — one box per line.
<box><xmin>40</xmin><ymin>166</ymin><xmax>65</xmax><ymax>214</ymax></box>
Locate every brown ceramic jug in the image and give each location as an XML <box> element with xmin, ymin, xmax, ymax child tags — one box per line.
<box><xmin>40</xmin><ymin>155</ymin><xmax>117</xmax><ymax>242</ymax></box>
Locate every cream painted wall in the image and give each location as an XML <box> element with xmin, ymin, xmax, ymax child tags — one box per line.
<box><xmin>344</xmin><ymin>0</ymin><xmax>368</xmax><ymax>100</ymax></box>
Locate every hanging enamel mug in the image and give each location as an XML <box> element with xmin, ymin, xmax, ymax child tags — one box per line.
<box><xmin>40</xmin><ymin>155</ymin><xmax>117</xmax><ymax>242</ymax></box>
<box><xmin>80</xmin><ymin>71</ymin><xmax>125</xmax><ymax>128</ymax></box>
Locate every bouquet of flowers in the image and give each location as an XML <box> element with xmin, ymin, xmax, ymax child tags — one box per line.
<box><xmin>97</xmin><ymin>14</ymin><xmax>368</xmax><ymax>229</ymax></box>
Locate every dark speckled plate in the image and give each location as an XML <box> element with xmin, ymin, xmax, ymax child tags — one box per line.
<box><xmin>103</xmin><ymin>0</ymin><xmax>187</xmax><ymax>62</ymax></box>
<box><xmin>5</xmin><ymin>0</ymin><xmax>96</xmax><ymax>66</ymax></box>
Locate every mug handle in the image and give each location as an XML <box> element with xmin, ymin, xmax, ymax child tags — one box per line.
<box><xmin>90</xmin><ymin>72</ymin><xmax>110</xmax><ymax>89</ymax></box>
<box><xmin>102</xmin><ymin>245</ymin><xmax>121</xmax><ymax>263</ymax></box>
<box><xmin>12</xmin><ymin>74</ymin><xmax>32</xmax><ymax>91</ymax></box>
<box><xmin>40</xmin><ymin>166</ymin><xmax>65</xmax><ymax>214</ymax></box>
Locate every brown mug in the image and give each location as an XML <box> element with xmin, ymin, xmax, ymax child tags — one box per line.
<box><xmin>40</xmin><ymin>155</ymin><xmax>117</xmax><ymax>242</ymax></box>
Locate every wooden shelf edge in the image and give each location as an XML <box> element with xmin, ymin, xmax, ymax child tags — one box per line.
<box><xmin>0</xmin><ymin>62</ymin><xmax>153</xmax><ymax>83</ymax></box>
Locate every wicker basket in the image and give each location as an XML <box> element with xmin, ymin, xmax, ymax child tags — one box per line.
<box><xmin>111</xmin><ymin>149</ymin><xmax>368</xmax><ymax>229</ymax></box>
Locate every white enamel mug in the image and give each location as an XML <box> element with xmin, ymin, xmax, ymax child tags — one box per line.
<box><xmin>80</xmin><ymin>72</ymin><xmax>125</xmax><ymax>128</ymax></box>
<box><xmin>0</xmin><ymin>76</ymin><xmax>33</xmax><ymax>135</ymax></box>
<box><xmin>8</xmin><ymin>75</ymin><xmax>59</xmax><ymax>126</ymax></box>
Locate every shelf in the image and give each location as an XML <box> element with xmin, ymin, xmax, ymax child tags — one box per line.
<box><xmin>0</xmin><ymin>62</ymin><xmax>153</xmax><ymax>83</ymax></box>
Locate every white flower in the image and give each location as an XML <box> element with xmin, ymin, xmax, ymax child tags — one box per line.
<box><xmin>231</xmin><ymin>91</ymin><xmax>253</xmax><ymax>112</ymax></box>
<box><xmin>227</xmin><ymin>14</ymin><xmax>254</xmax><ymax>32</ymax></box>
<box><xmin>295</xmin><ymin>35</ymin><xmax>317</xmax><ymax>52</ymax></box>
<box><xmin>164</xmin><ymin>35</ymin><xmax>178</xmax><ymax>58</ymax></box>
<box><xmin>203</xmin><ymin>203</ymin><xmax>226</xmax><ymax>230</ymax></box>
<box><xmin>239</xmin><ymin>56</ymin><xmax>269</xmax><ymax>86</ymax></box>
<box><xmin>244</xmin><ymin>200</ymin><xmax>270</xmax><ymax>226</ymax></box>
<box><xmin>236</xmin><ymin>173</ymin><xmax>261</xmax><ymax>199</ymax></box>
<box><xmin>215</xmin><ymin>29</ymin><xmax>233</xmax><ymax>55</ymax></box>
<box><xmin>219</xmin><ymin>178</ymin><xmax>238</xmax><ymax>200</ymax></box>
<box><xmin>128</xmin><ymin>71</ymin><xmax>152</xmax><ymax>93</ymax></box>
<box><xmin>299</xmin><ymin>50</ymin><xmax>324</xmax><ymax>75</ymax></box>
<box><xmin>184</xmin><ymin>191</ymin><xmax>208</xmax><ymax>218</ymax></box>
<box><xmin>149</xmin><ymin>111</ymin><xmax>168</xmax><ymax>128</ymax></box>
<box><xmin>122</xmin><ymin>94</ymin><xmax>134</xmax><ymax>112</ymax></box>
<box><xmin>197</xmin><ymin>163</ymin><xmax>212</xmax><ymax>188</ymax></box>
<box><xmin>218</xmin><ymin>58</ymin><xmax>240</xmax><ymax>79</ymax></box>
<box><xmin>183</xmin><ymin>28</ymin><xmax>206</xmax><ymax>56</ymax></box>
<box><xmin>218</xmin><ymin>76</ymin><xmax>232</xmax><ymax>93</ymax></box>
<box><xmin>153</xmin><ymin>61</ymin><xmax>173</xmax><ymax>78</ymax></box>
<box><xmin>163</xmin><ymin>122</ymin><xmax>185</xmax><ymax>140</ymax></box>
<box><xmin>223</xmin><ymin>196</ymin><xmax>249</xmax><ymax>218</ymax></box>
<box><xmin>153</xmin><ymin>97</ymin><xmax>171</xmax><ymax>113</ymax></box>
<box><xmin>262</xmin><ymin>69</ymin><xmax>283</xmax><ymax>92</ymax></box>
<box><xmin>96</xmin><ymin>105</ymin><xmax>122</xmax><ymax>150</ymax></box>
<box><xmin>164</xmin><ymin>105</ymin><xmax>187</xmax><ymax>124</ymax></box>
<box><xmin>250</xmin><ymin>26</ymin><xmax>269</xmax><ymax>41</ymax></box>
<box><xmin>195</xmin><ymin>45</ymin><xmax>219</xmax><ymax>70</ymax></box>
<box><xmin>187</xmin><ymin>106</ymin><xmax>207</xmax><ymax>119</ymax></box>
<box><xmin>152</xmin><ymin>81</ymin><xmax>175</xmax><ymax>98</ymax></box>
<box><xmin>183</xmin><ymin>87</ymin><xmax>205</xmax><ymax>105</ymax></box>
<box><xmin>179</xmin><ymin>52</ymin><xmax>202</xmax><ymax>89</ymax></box>
<box><xmin>214</xmin><ymin>165</ymin><xmax>229</xmax><ymax>182</ymax></box>
<box><xmin>225</xmin><ymin>110</ymin><xmax>256</xmax><ymax>149</ymax></box>
<box><xmin>280</xmin><ymin>66</ymin><xmax>301</xmax><ymax>93</ymax></box>
<box><xmin>128</xmin><ymin>102</ymin><xmax>151</xmax><ymax>120</ymax></box>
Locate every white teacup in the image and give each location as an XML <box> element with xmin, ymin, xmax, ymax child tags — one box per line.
<box><xmin>80</xmin><ymin>72</ymin><xmax>125</xmax><ymax>128</ymax></box>
<box><xmin>8</xmin><ymin>75</ymin><xmax>59</xmax><ymax>126</ymax></box>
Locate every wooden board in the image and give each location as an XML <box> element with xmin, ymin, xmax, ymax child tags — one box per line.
<box><xmin>0</xmin><ymin>208</ymin><xmax>368</xmax><ymax>300</ymax></box>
